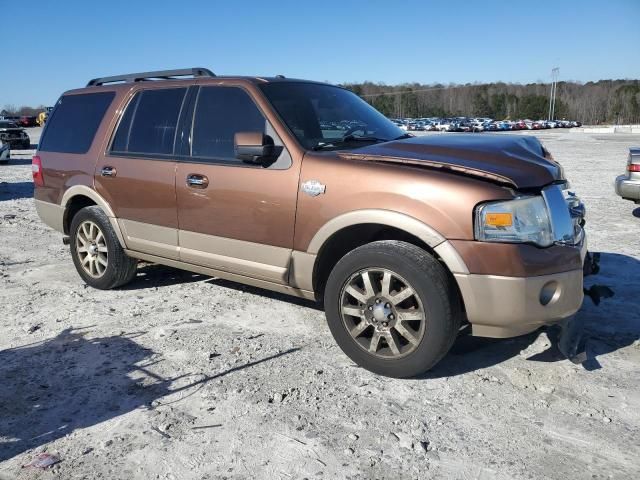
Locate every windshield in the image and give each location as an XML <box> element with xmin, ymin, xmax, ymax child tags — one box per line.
<box><xmin>259</xmin><ymin>82</ymin><xmax>405</xmax><ymax>151</ymax></box>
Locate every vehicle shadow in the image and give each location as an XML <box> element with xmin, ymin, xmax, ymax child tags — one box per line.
<box><xmin>424</xmin><ymin>252</ymin><xmax>640</xmax><ymax>378</ymax></box>
<box><xmin>121</xmin><ymin>261</ymin><xmax>321</xmax><ymax>311</ymax></box>
<box><xmin>206</xmin><ymin>277</ymin><xmax>322</xmax><ymax>311</ymax></box>
<box><xmin>122</xmin><ymin>263</ymin><xmax>207</xmax><ymax>290</ymax></box>
<box><xmin>0</xmin><ymin>327</ymin><xmax>300</xmax><ymax>463</ymax></box>
<box><xmin>0</xmin><ymin>181</ymin><xmax>34</xmax><ymax>201</ymax></box>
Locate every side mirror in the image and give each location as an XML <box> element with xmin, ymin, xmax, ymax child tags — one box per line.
<box><xmin>234</xmin><ymin>132</ymin><xmax>281</xmax><ymax>166</ymax></box>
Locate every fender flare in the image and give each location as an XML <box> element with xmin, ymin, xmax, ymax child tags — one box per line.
<box><xmin>306</xmin><ymin>209</ymin><xmax>469</xmax><ymax>275</ymax></box>
<box><xmin>60</xmin><ymin>185</ymin><xmax>127</xmax><ymax>248</ymax></box>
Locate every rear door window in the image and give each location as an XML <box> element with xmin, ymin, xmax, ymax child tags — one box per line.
<box><xmin>39</xmin><ymin>92</ymin><xmax>115</xmax><ymax>154</ymax></box>
<box><xmin>111</xmin><ymin>88</ymin><xmax>187</xmax><ymax>156</ymax></box>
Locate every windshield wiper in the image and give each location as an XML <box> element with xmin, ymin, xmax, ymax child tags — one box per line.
<box><xmin>394</xmin><ymin>133</ymin><xmax>414</xmax><ymax>140</ymax></box>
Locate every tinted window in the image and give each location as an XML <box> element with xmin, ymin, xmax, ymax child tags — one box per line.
<box><xmin>39</xmin><ymin>92</ymin><xmax>115</xmax><ymax>154</ymax></box>
<box><xmin>191</xmin><ymin>87</ymin><xmax>266</xmax><ymax>160</ymax></box>
<box><xmin>111</xmin><ymin>88</ymin><xmax>186</xmax><ymax>156</ymax></box>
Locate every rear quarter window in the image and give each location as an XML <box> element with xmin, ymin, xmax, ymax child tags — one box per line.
<box><xmin>39</xmin><ymin>92</ymin><xmax>115</xmax><ymax>154</ymax></box>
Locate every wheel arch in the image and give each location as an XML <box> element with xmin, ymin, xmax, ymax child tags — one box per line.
<box><xmin>61</xmin><ymin>186</ymin><xmax>126</xmax><ymax>247</ymax></box>
<box><xmin>307</xmin><ymin>210</ymin><xmax>470</xmax><ymax>301</ymax></box>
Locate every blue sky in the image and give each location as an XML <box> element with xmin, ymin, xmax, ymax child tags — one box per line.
<box><xmin>2</xmin><ymin>0</ymin><xmax>639</xmax><ymax>106</ymax></box>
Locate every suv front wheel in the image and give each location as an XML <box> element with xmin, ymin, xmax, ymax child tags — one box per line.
<box><xmin>324</xmin><ymin>241</ymin><xmax>461</xmax><ymax>378</ymax></box>
<box><xmin>69</xmin><ymin>206</ymin><xmax>138</xmax><ymax>289</ymax></box>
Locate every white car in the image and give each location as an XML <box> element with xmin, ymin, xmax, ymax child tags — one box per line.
<box><xmin>435</xmin><ymin>121</ymin><xmax>453</xmax><ymax>132</ymax></box>
<box><xmin>0</xmin><ymin>141</ymin><xmax>10</xmax><ymax>164</ymax></box>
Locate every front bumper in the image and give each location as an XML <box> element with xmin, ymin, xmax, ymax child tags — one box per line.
<box><xmin>457</xmin><ymin>268</ymin><xmax>584</xmax><ymax>338</ymax></box>
<box><xmin>455</xmin><ymin>235</ymin><xmax>588</xmax><ymax>339</ymax></box>
<box><xmin>615</xmin><ymin>174</ymin><xmax>640</xmax><ymax>203</ymax></box>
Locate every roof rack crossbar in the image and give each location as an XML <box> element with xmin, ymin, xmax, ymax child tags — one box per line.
<box><xmin>87</xmin><ymin>67</ymin><xmax>215</xmax><ymax>87</ymax></box>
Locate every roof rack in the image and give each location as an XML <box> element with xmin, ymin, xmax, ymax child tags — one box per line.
<box><xmin>86</xmin><ymin>67</ymin><xmax>215</xmax><ymax>87</ymax></box>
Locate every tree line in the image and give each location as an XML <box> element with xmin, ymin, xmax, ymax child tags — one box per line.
<box><xmin>345</xmin><ymin>79</ymin><xmax>640</xmax><ymax>124</ymax></box>
<box><xmin>1</xmin><ymin>105</ymin><xmax>47</xmax><ymax>117</ymax></box>
<box><xmin>3</xmin><ymin>79</ymin><xmax>639</xmax><ymax>124</ymax></box>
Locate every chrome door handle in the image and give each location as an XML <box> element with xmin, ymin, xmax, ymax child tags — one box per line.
<box><xmin>101</xmin><ymin>166</ymin><xmax>117</xmax><ymax>177</ymax></box>
<box><xmin>186</xmin><ymin>174</ymin><xmax>209</xmax><ymax>189</ymax></box>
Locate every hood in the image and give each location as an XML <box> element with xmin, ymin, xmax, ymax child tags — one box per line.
<box><xmin>338</xmin><ymin>134</ymin><xmax>563</xmax><ymax>189</ymax></box>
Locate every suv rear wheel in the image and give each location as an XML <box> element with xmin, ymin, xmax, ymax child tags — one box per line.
<box><xmin>324</xmin><ymin>241</ymin><xmax>461</xmax><ymax>378</ymax></box>
<box><xmin>69</xmin><ymin>206</ymin><xmax>137</xmax><ymax>289</ymax></box>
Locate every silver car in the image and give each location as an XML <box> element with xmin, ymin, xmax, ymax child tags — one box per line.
<box><xmin>0</xmin><ymin>140</ymin><xmax>10</xmax><ymax>164</ymax></box>
<box><xmin>615</xmin><ymin>147</ymin><xmax>640</xmax><ymax>204</ymax></box>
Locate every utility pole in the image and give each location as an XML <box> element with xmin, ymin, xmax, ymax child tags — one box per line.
<box><xmin>548</xmin><ymin>67</ymin><xmax>559</xmax><ymax>121</ymax></box>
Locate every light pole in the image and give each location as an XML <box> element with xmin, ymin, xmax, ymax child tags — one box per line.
<box><xmin>548</xmin><ymin>67</ymin><xmax>559</xmax><ymax>121</ymax></box>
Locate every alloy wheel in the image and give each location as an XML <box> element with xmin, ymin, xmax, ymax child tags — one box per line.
<box><xmin>76</xmin><ymin>220</ymin><xmax>108</xmax><ymax>278</ymax></box>
<box><xmin>339</xmin><ymin>268</ymin><xmax>426</xmax><ymax>359</ymax></box>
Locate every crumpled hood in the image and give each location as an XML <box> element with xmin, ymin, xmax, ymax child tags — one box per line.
<box><xmin>339</xmin><ymin>134</ymin><xmax>563</xmax><ymax>189</ymax></box>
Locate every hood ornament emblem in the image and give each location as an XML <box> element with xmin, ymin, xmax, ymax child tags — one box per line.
<box><xmin>301</xmin><ymin>180</ymin><xmax>326</xmax><ymax>197</ymax></box>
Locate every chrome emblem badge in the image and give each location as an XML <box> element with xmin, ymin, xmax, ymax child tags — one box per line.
<box><xmin>301</xmin><ymin>180</ymin><xmax>326</xmax><ymax>197</ymax></box>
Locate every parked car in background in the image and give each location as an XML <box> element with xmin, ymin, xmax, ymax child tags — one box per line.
<box><xmin>0</xmin><ymin>114</ymin><xmax>20</xmax><ymax>123</ymax></box>
<box><xmin>436</xmin><ymin>119</ymin><xmax>454</xmax><ymax>132</ymax></box>
<box><xmin>0</xmin><ymin>120</ymin><xmax>30</xmax><ymax>149</ymax></box>
<box><xmin>384</xmin><ymin>116</ymin><xmax>580</xmax><ymax>134</ymax></box>
<box><xmin>471</xmin><ymin>121</ymin><xmax>484</xmax><ymax>132</ymax></box>
<box><xmin>615</xmin><ymin>147</ymin><xmax>640</xmax><ymax>204</ymax></box>
<box><xmin>0</xmin><ymin>140</ymin><xmax>9</xmax><ymax>164</ymax></box>
<box><xmin>19</xmin><ymin>116</ymin><xmax>38</xmax><ymax>127</ymax></box>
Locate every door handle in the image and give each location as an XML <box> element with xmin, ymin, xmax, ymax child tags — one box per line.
<box><xmin>101</xmin><ymin>166</ymin><xmax>117</xmax><ymax>177</ymax></box>
<box><xmin>186</xmin><ymin>174</ymin><xmax>209</xmax><ymax>189</ymax></box>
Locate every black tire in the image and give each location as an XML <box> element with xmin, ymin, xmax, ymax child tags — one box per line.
<box><xmin>69</xmin><ymin>206</ymin><xmax>138</xmax><ymax>289</ymax></box>
<box><xmin>324</xmin><ymin>240</ymin><xmax>461</xmax><ymax>378</ymax></box>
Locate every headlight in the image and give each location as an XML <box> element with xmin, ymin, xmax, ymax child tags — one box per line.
<box><xmin>475</xmin><ymin>196</ymin><xmax>554</xmax><ymax>247</ymax></box>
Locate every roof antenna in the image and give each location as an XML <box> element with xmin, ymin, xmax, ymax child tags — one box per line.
<box><xmin>275</xmin><ymin>74</ymin><xmax>285</xmax><ymax>79</ymax></box>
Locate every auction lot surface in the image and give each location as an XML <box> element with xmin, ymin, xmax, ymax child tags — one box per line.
<box><xmin>1</xmin><ymin>128</ymin><xmax>639</xmax><ymax>479</ymax></box>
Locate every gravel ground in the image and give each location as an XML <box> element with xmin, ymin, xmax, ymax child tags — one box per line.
<box><xmin>1</xmin><ymin>128</ymin><xmax>639</xmax><ymax>480</ymax></box>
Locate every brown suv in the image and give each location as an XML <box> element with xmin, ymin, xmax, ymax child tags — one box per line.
<box><xmin>33</xmin><ymin>68</ymin><xmax>587</xmax><ymax>377</ymax></box>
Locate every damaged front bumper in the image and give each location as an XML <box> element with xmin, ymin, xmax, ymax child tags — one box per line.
<box><xmin>459</xmin><ymin>231</ymin><xmax>588</xmax><ymax>339</ymax></box>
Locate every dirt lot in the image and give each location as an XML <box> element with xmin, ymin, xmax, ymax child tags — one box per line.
<box><xmin>1</xmin><ymin>128</ymin><xmax>639</xmax><ymax>479</ymax></box>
